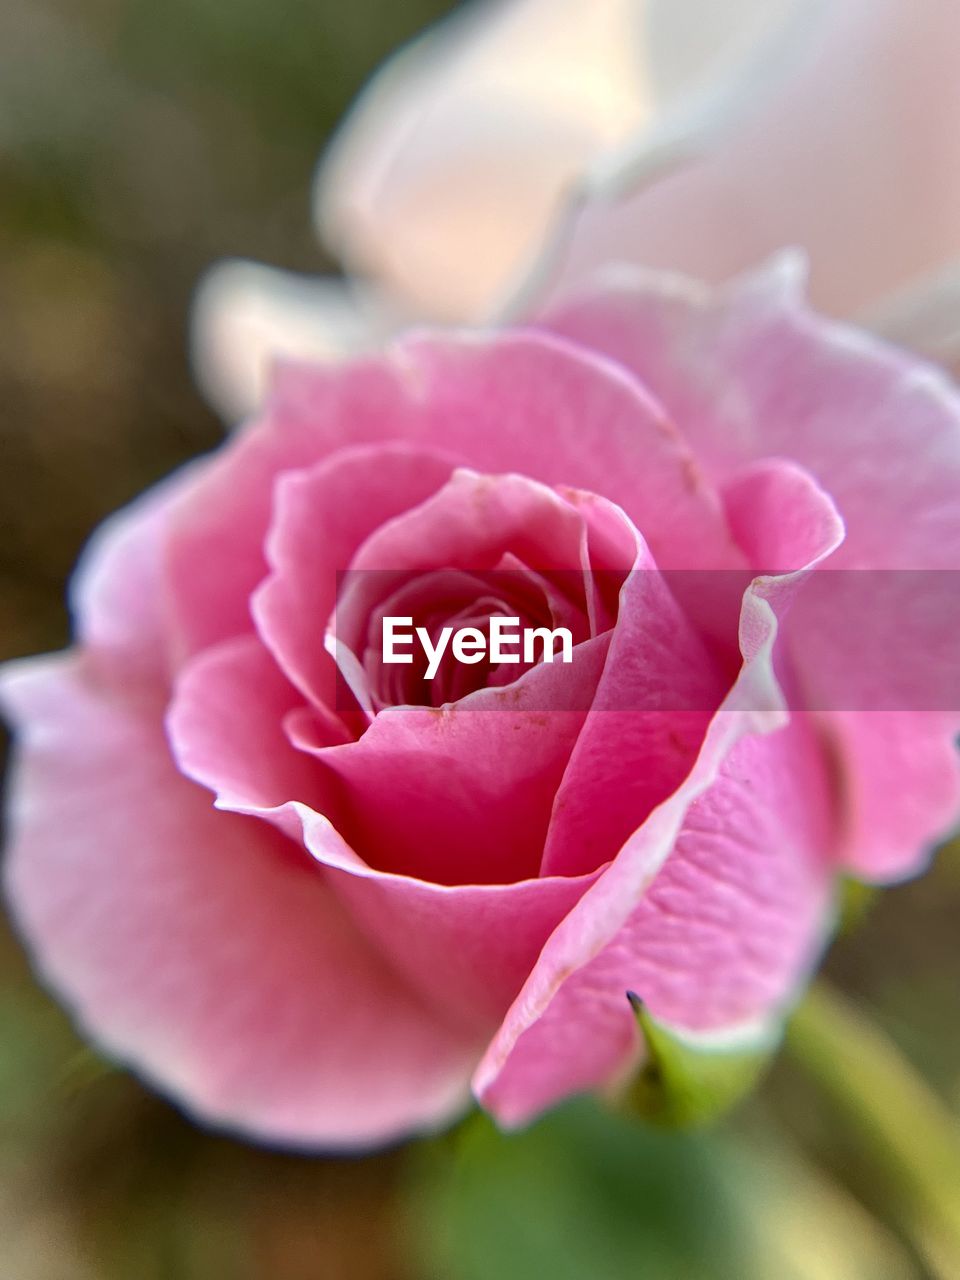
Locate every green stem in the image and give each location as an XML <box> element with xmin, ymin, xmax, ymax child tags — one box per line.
<box><xmin>786</xmin><ymin>981</ymin><xmax>960</xmax><ymax>1276</ymax></box>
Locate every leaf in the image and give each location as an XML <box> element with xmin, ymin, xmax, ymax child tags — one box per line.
<box><xmin>409</xmin><ymin>1100</ymin><xmax>753</xmax><ymax>1280</ymax></box>
<box><xmin>628</xmin><ymin>993</ymin><xmax>778</xmax><ymax>1128</ymax></box>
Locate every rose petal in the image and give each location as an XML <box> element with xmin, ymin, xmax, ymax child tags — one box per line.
<box><xmin>477</xmin><ymin>712</ymin><xmax>834</xmax><ymax>1125</ymax></box>
<box><xmin>269</xmin><ymin>330</ymin><xmax>745</xmax><ymax>571</ymax></box>
<box><xmin>1</xmin><ymin>656</ymin><xmax>478</xmax><ymax>1149</ymax></box>
<box><xmin>474</xmin><ymin>544</ymin><xmax>837</xmax><ymax>1119</ymax></box>
<box><xmin>540</xmin><ymin>452</ymin><xmax>845</xmax><ymax>880</ymax></box>
<box><xmin>539</xmin><ymin>262</ymin><xmax>960</xmax><ymax>875</ymax></box>
<box><xmin>166</xmin><ymin>634</ymin><xmax>341</xmax><ymax>837</ymax></box>
<box><xmin>721</xmin><ymin>458</ymin><xmax>845</xmax><ymax>574</ymax></box>
<box><xmin>166</xmin><ymin>651</ymin><xmax>606</xmax><ymax>1025</ymax></box>
<box><xmin>252</xmin><ymin>444</ymin><xmax>457</xmax><ymax>710</ymax></box>
<box><xmin>71</xmin><ymin>463</ymin><xmax>209</xmax><ymax>685</ymax></box>
<box><xmin>309</xmin><ymin>822</ymin><xmax>603</xmax><ymax>1035</ymax></box>
<box><xmin>312</xmin><ymin>637</ymin><xmax>610</xmax><ymax>885</ymax></box>
<box><xmin>539</xmin><ymin>560</ymin><xmax>732</xmax><ymax>878</ymax></box>
<box><xmin>164</xmin><ymin>632</ymin><xmax>605</xmax><ymax>1023</ymax></box>
<box><xmin>331</xmin><ymin>467</ymin><xmax>601</xmax><ymax>694</ymax></box>
<box><xmin>164</xmin><ymin>417</ymin><xmax>336</xmax><ymax>661</ymax></box>
<box><xmin>170</xmin><ymin>330</ymin><xmax>741</xmax><ymax>667</ymax></box>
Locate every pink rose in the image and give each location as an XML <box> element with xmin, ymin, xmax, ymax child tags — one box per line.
<box><xmin>4</xmin><ymin>260</ymin><xmax>960</xmax><ymax>1148</ymax></box>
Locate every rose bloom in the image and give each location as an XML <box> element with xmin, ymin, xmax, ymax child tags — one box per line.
<box><xmin>194</xmin><ymin>0</ymin><xmax>960</xmax><ymax>421</ymax></box>
<box><xmin>3</xmin><ymin>258</ymin><xmax>960</xmax><ymax>1148</ymax></box>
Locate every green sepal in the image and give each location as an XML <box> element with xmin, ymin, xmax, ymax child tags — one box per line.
<box><xmin>627</xmin><ymin>993</ymin><xmax>779</xmax><ymax>1129</ymax></box>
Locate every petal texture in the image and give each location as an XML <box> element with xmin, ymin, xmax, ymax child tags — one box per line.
<box><xmin>478</xmin><ymin>714</ymin><xmax>834</xmax><ymax>1125</ymax></box>
<box><xmin>539</xmin><ymin>264</ymin><xmax>960</xmax><ymax>876</ymax></box>
<box><xmin>2</xmin><ymin>657</ymin><xmax>479</xmax><ymax>1148</ymax></box>
<box><xmin>474</xmin><ymin>511</ymin><xmax>848</xmax><ymax>1121</ymax></box>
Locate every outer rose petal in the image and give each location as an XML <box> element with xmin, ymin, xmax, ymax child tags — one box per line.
<box><xmin>538</xmin><ymin>262</ymin><xmax>960</xmax><ymax>566</ymax></box>
<box><xmin>521</xmin><ymin>0</ymin><xmax>960</xmax><ymax>321</ymax></box>
<box><xmin>267</xmin><ymin>331</ymin><xmax>744</xmax><ymax>570</ymax></box>
<box><xmin>540</xmin><ymin>454</ymin><xmax>844</xmax><ymax>880</ymax></box>
<box><xmin>474</xmin><ymin>511</ymin><xmax>843</xmax><ymax>1121</ymax></box>
<box><xmin>538</xmin><ymin>262</ymin><xmax>960</xmax><ymax>876</ymax></box>
<box><xmin>167</xmin><ymin>635</ymin><xmax>341</xmax><ymax>824</ymax></box>
<box><xmin>167</xmin><ymin>637</ymin><xmax>603</xmax><ymax>1027</ymax></box>
<box><xmin>70</xmin><ymin>462</ymin><xmax>209</xmax><ymax>685</ymax></box>
<box><xmin>167</xmin><ymin>330</ymin><xmax>744</xmax><ymax>663</ymax></box>
<box><xmin>315</xmin><ymin>0</ymin><xmax>649</xmax><ymax>321</ymax></box>
<box><xmin>478</xmin><ymin>715</ymin><xmax>834</xmax><ymax>1125</ymax></box>
<box><xmin>1</xmin><ymin>658</ymin><xmax>478</xmax><ymax>1149</ymax></box>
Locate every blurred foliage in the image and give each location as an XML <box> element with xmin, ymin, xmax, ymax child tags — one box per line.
<box><xmin>0</xmin><ymin>0</ymin><xmax>456</xmax><ymax>663</ymax></box>
<box><xmin>408</xmin><ymin>1099</ymin><xmax>918</xmax><ymax>1280</ymax></box>
<box><xmin>2</xmin><ymin>0</ymin><xmax>960</xmax><ymax>1276</ymax></box>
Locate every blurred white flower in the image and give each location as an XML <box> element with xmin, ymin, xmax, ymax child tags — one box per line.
<box><xmin>191</xmin><ymin>264</ymin><xmax>388</xmax><ymax>424</ymax></box>
<box><xmin>522</xmin><ymin>0</ymin><xmax>960</xmax><ymax>351</ymax></box>
<box><xmin>192</xmin><ymin>0</ymin><xmax>960</xmax><ymax>421</ymax></box>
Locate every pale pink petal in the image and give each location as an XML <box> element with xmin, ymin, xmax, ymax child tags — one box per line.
<box><xmin>165</xmin><ymin>647</ymin><xmax>604</xmax><ymax>1028</ymax></box>
<box><xmin>164</xmin><ymin>414</ymin><xmax>335</xmax><ymax>659</ymax></box>
<box><xmin>191</xmin><ymin>0</ymin><xmax>809</xmax><ymax>426</ymax></box>
<box><xmin>538</xmin><ymin>264</ymin><xmax>960</xmax><ymax>875</ymax></box>
<box><xmin>191</xmin><ymin>260</ymin><xmax>380</xmax><ymax>422</ymax></box>
<box><xmin>539</xmin><ymin>541</ymin><xmax>732</xmax><ymax>878</ymax></box>
<box><xmin>70</xmin><ymin>463</ymin><xmax>210</xmax><ymax>686</ymax></box>
<box><xmin>523</xmin><ymin>0</ymin><xmax>960</xmax><ymax>321</ymax></box>
<box><xmin>270</xmin><ymin>331</ymin><xmax>744</xmax><ymax>571</ymax></box>
<box><xmin>316</xmin><ymin>0</ymin><xmax>649</xmax><ymax>320</ymax></box>
<box><xmin>166</xmin><ymin>634</ymin><xmax>339</xmax><ymax>825</ymax></box>
<box><xmin>478</xmin><ymin>713</ymin><xmax>834</xmax><ymax>1124</ymax></box>
<box><xmin>169</xmin><ymin>331</ymin><xmax>740</xmax><ymax>664</ymax></box>
<box><xmin>1</xmin><ymin>657</ymin><xmax>478</xmax><ymax>1149</ymax></box>
<box><xmin>312</xmin><ymin>637</ymin><xmax>610</xmax><ymax>886</ymax></box>
<box><xmin>163</xmin><ymin>629</ymin><xmax>603</xmax><ymax>1028</ymax></box>
<box><xmin>252</xmin><ymin>444</ymin><xmax>457</xmax><ymax>709</ymax></box>
<box><xmin>474</xmin><ymin>558</ymin><xmax>834</xmax><ymax>1121</ymax></box>
<box><xmin>304</xmin><ymin>814</ymin><xmax>602</xmax><ymax>1036</ymax></box>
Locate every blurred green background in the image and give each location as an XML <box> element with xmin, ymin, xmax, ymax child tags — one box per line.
<box><xmin>1</xmin><ymin>1</ymin><xmax>959</xmax><ymax>1276</ymax></box>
